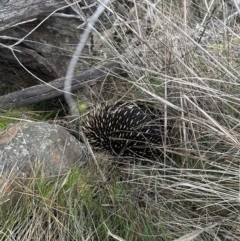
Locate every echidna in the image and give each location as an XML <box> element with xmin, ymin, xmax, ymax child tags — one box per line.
<box><xmin>82</xmin><ymin>102</ymin><xmax>166</xmax><ymax>159</ymax></box>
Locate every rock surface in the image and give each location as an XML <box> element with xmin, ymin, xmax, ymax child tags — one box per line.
<box><xmin>0</xmin><ymin>122</ymin><xmax>89</xmax><ymax>194</ymax></box>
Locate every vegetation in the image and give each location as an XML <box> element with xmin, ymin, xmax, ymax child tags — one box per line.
<box><xmin>1</xmin><ymin>1</ymin><xmax>240</xmax><ymax>240</ymax></box>
<box><xmin>0</xmin><ymin>107</ymin><xmax>59</xmax><ymax>131</ymax></box>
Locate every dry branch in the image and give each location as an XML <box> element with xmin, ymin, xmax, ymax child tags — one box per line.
<box><xmin>0</xmin><ymin>0</ymin><xmax>67</xmax><ymax>31</ymax></box>
<box><xmin>0</xmin><ymin>62</ymin><xmax>124</xmax><ymax>110</ymax></box>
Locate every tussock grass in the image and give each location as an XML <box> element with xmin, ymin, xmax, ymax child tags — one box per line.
<box><xmin>1</xmin><ymin>1</ymin><xmax>240</xmax><ymax>240</ymax></box>
<box><xmin>0</xmin><ymin>162</ymin><xmax>172</xmax><ymax>241</ymax></box>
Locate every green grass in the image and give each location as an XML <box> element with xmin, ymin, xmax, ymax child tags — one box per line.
<box><xmin>0</xmin><ymin>109</ymin><xmax>23</xmax><ymax>130</ymax></box>
<box><xmin>0</xmin><ymin>106</ymin><xmax>61</xmax><ymax>131</ymax></box>
<box><xmin>0</xmin><ymin>163</ymin><xmax>172</xmax><ymax>241</ymax></box>
<box><xmin>1</xmin><ymin>1</ymin><xmax>240</xmax><ymax>240</ymax></box>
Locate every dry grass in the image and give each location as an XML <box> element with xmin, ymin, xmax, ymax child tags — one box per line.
<box><xmin>1</xmin><ymin>0</ymin><xmax>240</xmax><ymax>240</ymax></box>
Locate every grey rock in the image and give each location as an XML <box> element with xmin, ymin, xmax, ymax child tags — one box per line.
<box><xmin>0</xmin><ymin>122</ymin><xmax>89</xmax><ymax>193</ymax></box>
